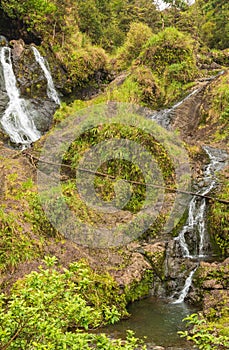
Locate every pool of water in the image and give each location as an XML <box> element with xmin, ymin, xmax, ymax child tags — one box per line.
<box><xmin>101</xmin><ymin>297</ymin><xmax>199</xmax><ymax>348</ymax></box>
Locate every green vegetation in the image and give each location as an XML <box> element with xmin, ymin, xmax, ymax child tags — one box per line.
<box><xmin>0</xmin><ymin>1</ymin><xmax>228</xmax><ymax>349</ymax></box>
<box><xmin>179</xmin><ymin>312</ymin><xmax>229</xmax><ymax>350</ymax></box>
<box><xmin>116</xmin><ymin>22</ymin><xmax>153</xmax><ymax>69</ymax></box>
<box><xmin>208</xmin><ymin>173</ymin><xmax>229</xmax><ymax>256</ymax></box>
<box><xmin>0</xmin><ymin>257</ymin><xmax>146</xmax><ymax>349</ymax></box>
<box><xmin>194</xmin><ymin>0</ymin><xmax>229</xmax><ymax>50</ymax></box>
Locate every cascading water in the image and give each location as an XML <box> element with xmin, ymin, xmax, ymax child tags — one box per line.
<box><xmin>151</xmin><ymin>88</ymin><xmax>200</xmax><ymax>129</ymax></box>
<box><xmin>0</xmin><ymin>47</ymin><xmax>41</xmax><ymax>147</ymax></box>
<box><xmin>172</xmin><ymin>268</ymin><xmax>197</xmax><ymax>304</ymax></box>
<box><xmin>172</xmin><ymin>146</ymin><xmax>228</xmax><ymax>303</ymax></box>
<box><xmin>31</xmin><ymin>46</ymin><xmax>60</xmax><ymax>105</ymax></box>
<box><xmin>175</xmin><ymin>146</ymin><xmax>228</xmax><ymax>259</ymax></box>
<box><xmin>150</xmin><ymin>80</ymin><xmax>228</xmax><ymax>303</ymax></box>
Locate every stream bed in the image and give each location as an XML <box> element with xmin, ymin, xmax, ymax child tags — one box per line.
<box><xmin>99</xmin><ymin>297</ymin><xmax>199</xmax><ymax>348</ymax></box>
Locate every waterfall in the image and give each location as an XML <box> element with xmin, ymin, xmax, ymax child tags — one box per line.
<box><xmin>151</xmin><ymin>88</ymin><xmax>200</xmax><ymax>129</ymax></box>
<box><xmin>0</xmin><ymin>47</ymin><xmax>40</xmax><ymax>147</ymax></box>
<box><xmin>175</xmin><ymin>146</ymin><xmax>228</xmax><ymax>259</ymax></box>
<box><xmin>172</xmin><ymin>146</ymin><xmax>228</xmax><ymax>303</ymax></box>
<box><xmin>172</xmin><ymin>268</ymin><xmax>197</xmax><ymax>304</ymax></box>
<box><xmin>31</xmin><ymin>46</ymin><xmax>60</xmax><ymax>105</ymax></box>
<box><xmin>150</xmin><ymin>82</ymin><xmax>228</xmax><ymax>303</ymax></box>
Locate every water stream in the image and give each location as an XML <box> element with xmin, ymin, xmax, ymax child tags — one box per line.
<box><xmin>175</xmin><ymin>146</ymin><xmax>228</xmax><ymax>260</ymax></box>
<box><xmin>0</xmin><ymin>45</ymin><xmax>60</xmax><ymax>147</ymax></box>
<box><xmin>31</xmin><ymin>46</ymin><xmax>60</xmax><ymax>105</ymax></box>
<box><xmin>0</xmin><ymin>47</ymin><xmax>41</xmax><ymax>146</ymax></box>
<box><xmin>173</xmin><ymin>146</ymin><xmax>228</xmax><ymax>302</ymax></box>
<box><xmin>151</xmin><ymin>88</ymin><xmax>200</xmax><ymax>129</ymax></box>
<box><xmin>0</xmin><ymin>48</ymin><xmax>227</xmax><ymax>345</ymax></box>
<box><xmin>104</xmin><ymin>85</ymin><xmax>227</xmax><ymax>347</ymax></box>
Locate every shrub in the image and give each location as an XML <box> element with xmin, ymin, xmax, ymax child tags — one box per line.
<box><xmin>0</xmin><ymin>257</ymin><xmax>147</xmax><ymax>349</ymax></box>
<box><xmin>139</xmin><ymin>27</ymin><xmax>196</xmax><ymax>76</ymax></box>
<box><xmin>116</xmin><ymin>22</ymin><xmax>153</xmax><ymax>69</ymax></box>
<box><xmin>131</xmin><ymin>66</ymin><xmax>164</xmax><ymax>107</ymax></box>
<box><xmin>179</xmin><ymin>312</ymin><xmax>229</xmax><ymax>350</ymax></box>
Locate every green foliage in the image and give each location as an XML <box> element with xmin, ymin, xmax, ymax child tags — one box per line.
<box><xmin>139</xmin><ymin>27</ymin><xmax>196</xmax><ymax>76</ymax></box>
<box><xmin>62</xmin><ymin>122</ymin><xmax>175</xmax><ymax>213</ymax></box>
<box><xmin>210</xmin><ymin>49</ymin><xmax>229</xmax><ymax>66</ymax></box>
<box><xmin>125</xmin><ymin>270</ymin><xmax>153</xmax><ymax>303</ymax></box>
<box><xmin>116</xmin><ymin>22</ymin><xmax>153</xmax><ymax>69</ymax></box>
<box><xmin>164</xmin><ymin>61</ymin><xmax>197</xmax><ymax>84</ymax></box>
<box><xmin>212</xmin><ymin>76</ymin><xmax>229</xmax><ymax>122</ymax></box>
<box><xmin>57</xmin><ymin>46</ymin><xmax>108</xmax><ymax>88</ymax></box>
<box><xmin>179</xmin><ymin>312</ymin><xmax>229</xmax><ymax>350</ymax></box>
<box><xmin>194</xmin><ymin>0</ymin><xmax>229</xmax><ymax>49</ymax></box>
<box><xmin>208</xmin><ymin>174</ymin><xmax>229</xmax><ymax>256</ymax></box>
<box><xmin>131</xmin><ymin>66</ymin><xmax>164</xmax><ymax>107</ymax></box>
<box><xmin>0</xmin><ymin>258</ymin><xmax>146</xmax><ymax>349</ymax></box>
<box><xmin>1</xmin><ymin>0</ymin><xmax>57</xmax><ymax>34</ymax></box>
<box><xmin>0</xmin><ymin>207</ymin><xmax>39</xmax><ymax>272</ymax></box>
<box><xmin>163</xmin><ymin>0</ymin><xmax>189</xmax><ymax>11</ymax></box>
<box><xmin>0</xmin><ymin>173</ymin><xmax>43</xmax><ymax>273</ymax></box>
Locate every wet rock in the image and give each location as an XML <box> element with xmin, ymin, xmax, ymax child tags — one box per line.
<box><xmin>10</xmin><ymin>39</ymin><xmax>25</xmax><ymax>60</ymax></box>
<box><xmin>0</xmin><ymin>35</ymin><xmax>8</xmax><ymax>46</ymax></box>
<box><xmin>0</xmin><ymin>58</ymin><xmax>9</xmax><ymax>123</ymax></box>
<box><xmin>12</xmin><ymin>42</ymin><xmax>48</xmax><ymax>99</ymax></box>
<box><xmin>0</xmin><ymin>91</ymin><xmax>9</xmax><ymax>115</ymax></box>
<box><xmin>203</xmin><ymin>289</ymin><xmax>229</xmax><ymax>316</ymax></box>
<box><xmin>28</xmin><ymin>99</ymin><xmax>57</xmax><ymax>132</ymax></box>
<box><xmin>115</xmin><ymin>252</ymin><xmax>151</xmax><ymax>287</ymax></box>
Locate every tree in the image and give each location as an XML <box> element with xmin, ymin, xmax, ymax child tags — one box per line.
<box><xmin>195</xmin><ymin>0</ymin><xmax>229</xmax><ymax>49</ymax></box>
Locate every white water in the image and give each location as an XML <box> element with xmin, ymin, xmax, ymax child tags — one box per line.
<box><xmin>32</xmin><ymin>46</ymin><xmax>60</xmax><ymax>105</ymax></box>
<box><xmin>151</xmin><ymin>88</ymin><xmax>200</xmax><ymax>129</ymax></box>
<box><xmin>0</xmin><ymin>47</ymin><xmax>40</xmax><ymax>146</ymax></box>
<box><xmin>173</xmin><ymin>146</ymin><xmax>228</xmax><ymax>302</ymax></box>
<box><xmin>175</xmin><ymin>146</ymin><xmax>228</xmax><ymax>259</ymax></box>
<box><xmin>172</xmin><ymin>268</ymin><xmax>197</xmax><ymax>304</ymax></box>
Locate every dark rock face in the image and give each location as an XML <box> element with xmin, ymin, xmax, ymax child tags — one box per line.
<box><xmin>0</xmin><ymin>9</ymin><xmax>41</xmax><ymax>45</ymax></box>
<box><xmin>10</xmin><ymin>42</ymin><xmax>59</xmax><ymax>132</ymax></box>
<box><xmin>11</xmin><ymin>41</ymin><xmax>49</xmax><ymax>100</ymax></box>
<box><xmin>0</xmin><ymin>58</ymin><xmax>9</xmax><ymax>116</ymax></box>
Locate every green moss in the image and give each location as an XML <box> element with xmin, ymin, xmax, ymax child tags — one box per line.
<box><xmin>116</xmin><ymin>22</ymin><xmax>153</xmax><ymax>70</ymax></box>
<box><xmin>139</xmin><ymin>27</ymin><xmax>196</xmax><ymax>76</ymax></box>
<box><xmin>208</xmin><ymin>173</ymin><xmax>229</xmax><ymax>256</ymax></box>
<box><xmin>124</xmin><ymin>269</ymin><xmax>153</xmax><ymax>303</ymax></box>
<box><xmin>145</xmin><ymin>250</ymin><xmax>165</xmax><ymax>280</ymax></box>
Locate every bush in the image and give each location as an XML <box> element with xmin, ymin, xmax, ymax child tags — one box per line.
<box><xmin>164</xmin><ymin>61</ymin><xmax>197</xmax><ymax>84</ymax></box>
<box><xmin>179</xmin><ymin>312</ymin><xmax>229</xmax><ymax>350</ymax></box>
<box><xmin>0</xmin><ymin>257</ymin><xmax>147</xmax><ymax>349</ymax></box>
<box><xmin>116</xmin><ymin>22</ymin><xmax>153</xmax><ymax>69</ymax></box>
<box><xmin>131</xmin><ymin>66</ymin><xmax>164</xmax><ymax>107</ymax></box>
<box><xmin>139</xmin><ymin>27</ymin><xmax>196</xmax><ymax>76</ymax></box>
<box><xmin>58</xmin><ymin>46</ymin><xmax>108</xmax><ymax>88</ymax></box>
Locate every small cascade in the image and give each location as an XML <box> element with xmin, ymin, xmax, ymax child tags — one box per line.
<box><xmin>151</xmin><ymin>88</ymin><xmax>200</xmax><ymax>129</ymax></box>
<box><xmin>172</xmin><ymin>268</ymin><xmax>197</xmax><ymax>304</ymax></box>
<box><xmin>31</xmin><ymin>46</ymin><xmax>60</xmax><ymax>105</ymax></box>
<box><xmin>172</xmin><ymin>146</ymin><xmax>228</xmax><ymax>303</ymax></box>
<box><xmin>0</xmin><ymin>47</ymin><xmax>40</xmax><ymax>146</ymax></box>
<box><xmin>175</xmin><ymin>146</ymin><xmax>228</xmax><ymax>259</ymax></box>
<box><xmin>149</xmin><ymin>81</ymin><xmax>228</xmax><ymax>304</ymax></box>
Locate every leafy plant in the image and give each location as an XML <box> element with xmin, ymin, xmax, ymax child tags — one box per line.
<box><xmin>179</xmin><ymin>313</ymin><xmax>229</xmax><ymax>350</ymax></box>
<box><xmin>0</xmin><ymin>257</ymin><xmax>146</xmax><ymax>349</ymax></box>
